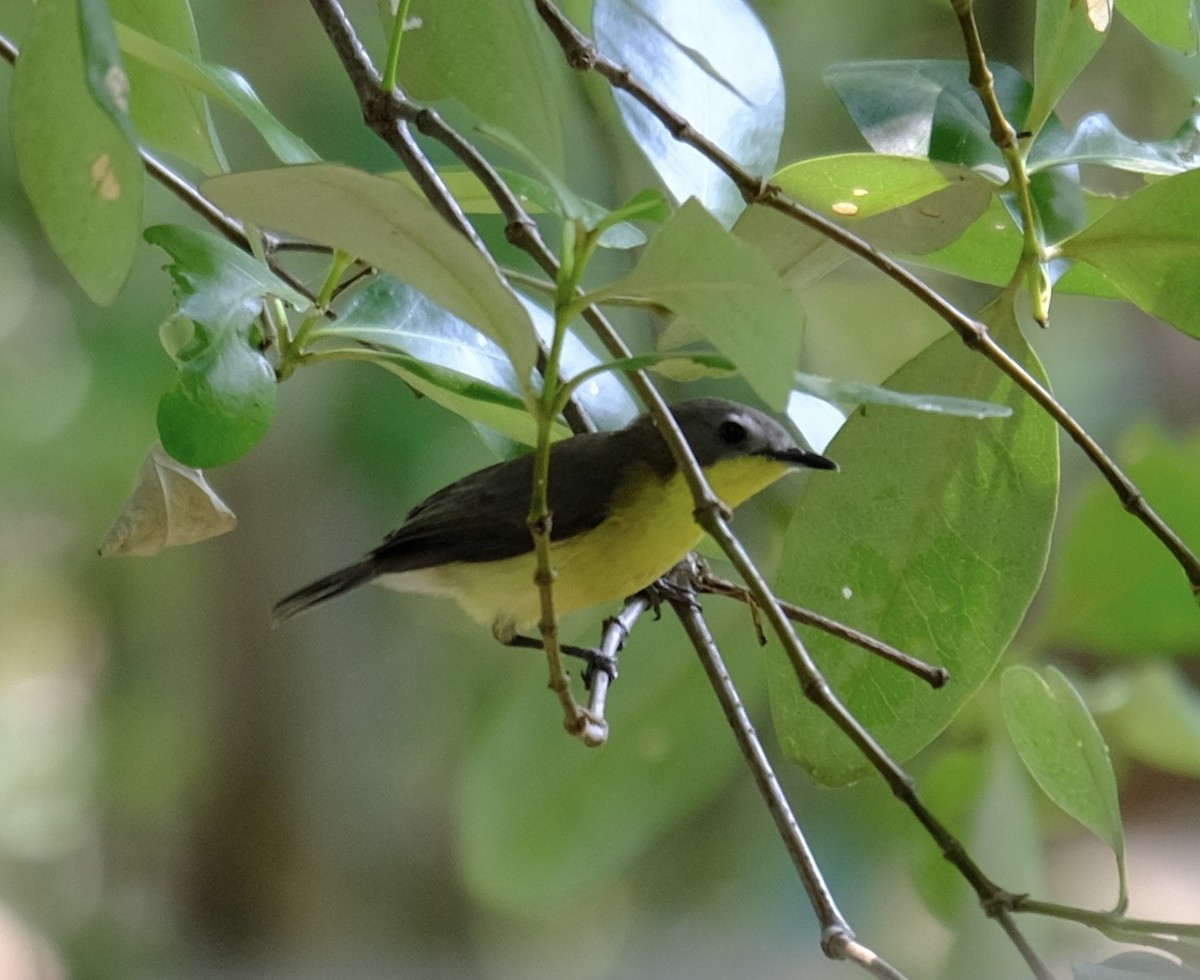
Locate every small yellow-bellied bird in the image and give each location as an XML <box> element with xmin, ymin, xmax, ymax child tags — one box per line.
<box><xmin>273</xmin><ymin>399</ymin><xmax>836</xmax><ymax>660</ymax></box>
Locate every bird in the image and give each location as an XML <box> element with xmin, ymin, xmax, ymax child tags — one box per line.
<box><xmin>272</xmin><ymin>398</ymin><xmax>836</xmax><ymax>665</ymax></box>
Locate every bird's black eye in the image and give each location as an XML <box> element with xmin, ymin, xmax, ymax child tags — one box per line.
<box><xmin>719</xmin><ymin>419</ymin><xmax>747</xmax><ymax>443</ymax></box>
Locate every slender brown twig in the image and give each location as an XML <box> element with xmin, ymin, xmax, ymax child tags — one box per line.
<box><xmin>667</xmin><ymin>560</ymin><xmax>909</xmax><ymax>980</ymax></box>
<box><xmin>696</xmin><ymin>570</ymin><xmax>949</xmax><ymax>689</ymax></box>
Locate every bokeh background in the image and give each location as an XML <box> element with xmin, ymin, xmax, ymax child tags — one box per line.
<box><xmin>1</xmin><ymin>0</ymin><xmax>1199</xmax><ymax>977</ymax></box>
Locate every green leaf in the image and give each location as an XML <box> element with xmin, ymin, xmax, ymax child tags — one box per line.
<box><xmin>594</xmin><ymin>0</ymin><xmax>784</xmax><ymax>225</ymax></box>
<box><xmin>825</xmin><ymin>59</ymin><xmax>1026</xmax><ymax>176</ymax></box>
<box><xmin>107</xmin><ymin>0</ymin><xmax>225</xmax><ymax>173</ymax></box>
<box><xmin>9</xmin><ymin>0</ymin><xmax>143</xmax><ymax>304</ymax></box>
<box><xmin>1075</xmin><ymin>951</ymin><xmax>1200</xmax><ymax>979</ymax></box>
<box><xmin>318</xmin><ymin>275</ymin><xmax>635</xmax><ymax>441</ymax></box>
<box><xmin>1060</xmin><ymin>168</ymin><xmax>1200</xmax><ymax>338</ymax></box>
<box><xmin>1030</xmin><ymin>111</ymin><xmax>1200</xmax><ymax>176</ymax></box>
<box><xmin>145</xmin><ymin>224</ymin><xmax>299</xmax><ymax>467</ymax></box>
<box><xmin>396</xmin><ymin>0</ymin><xmax>571</xmax><ymax>174</ymax></box>
<box><xmin>1002</xmin><ymin>666</ymin><xmax>1125</xmax><ymax>886</ymax></box>
<box><xmin>768</xmin><ymin>305</ymin><xmax>1059</xmax><ymax>785</ymax></box>
<box><xmin>204</xmin><ymin>164</ymin><xmax>540</xmax><ymax>385</ymax></box>
<box><xmin>114</xmin><ymin>22</ymin><xmax>318</xmax><ymax>164</ymax></box>
<box><xmin>590</xmin><ymin>199</ymin><xmax>803</xmax><ymax>408</ymax></box>
<box><xmin>99</xmin><ymin>444</ymin><xmax>237</xmax><ymax>556</ymax></box>
<box><xmin>1040</xmin><ymin>424</ymin><xmax>1200</xmax><ymax>654</ymax></box>
<box><xmin>793</xmin><ymin>372</ymin><xmax>1012</xmax><ymax>419</ymax></box>
<box><xmin>772</xmin><ymin>153</ymin><xmax>994</xmax><ymax>254</ymax></box>
<box><xmin>1028</xmin><ymin>0</ymin><xmax>1111</xmax><ymax>138</ymax></box>
<box><xmin>1117</xmin><ymin>0</ymin><xmax>1199</xmax><ymax>53</ymax></box>
<box><xmin>144</xmin><ymin>223</ymin><xmax>309</xmax><ymax>324</ymax></box>
<box><xmin>156</xmin><ymin>328</ymin><xmax>276</xmax><ymax>468</ymax></box>
<box><xmin>1103</xmin><ymin>664</ymin><xmax>1200</xmax><ymax>779</ymax></box>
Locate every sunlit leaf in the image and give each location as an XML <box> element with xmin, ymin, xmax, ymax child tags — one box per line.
<box><xmin>1028</xmin><ymin>0</ymin><xmax>1111</xmax><ymax>138</ymax></box>
<box><xmin>825</xmin><ymin>59</ymin><xmax>1026</xmax><ymax>178</ymax></box>
<box><xmin>769</xmin><ymin>305</ymin><xmax>1058</xmax><ymax>785</ymax></box>
<box><xmin>1117</xmin><ymin>0</ymin><xmax>1199</xmax><ymax>53</ymax></box>
<box><xmin>1002</xmin><ymin>666</ymin><xmax>1125</xmax><ymax>881</ymax></box>
<box><xmin>1074</xmin><ymin>951</ymin><xmax>1200</xmax><ymax>979</ymax></box>
<box><xmin>9</xmin><ymin>0</ymin><xmax>143</xmax><ymax>304</ymax></box>
<box><xmin>204</xmin><ymin>164</ymin><xmax>540</xmax><ymax>383</ymax></box>
<box><xmin>108</xmin><ymin>0</ymin><xmax>225</xmax><ymax>173</ymax></box>
<box><xmin>793</xmin><ymin>372</ymin><xmax>1012</xmax><ymax>419</ymax></box>
<box><xmin>590</xmin><ymin>198</ymin><xmax>803</xmax><ymax>408</ymax></box>
<box><xmin>595</xmin><ymin>0</ymin><xmax>785</xmax><ymax>225</ymax></box>
<box><xmin>99</xmin><ymin>444</ymin><xmax>236</xmax><ymax>556</ymax></box>
<box><xmin>1061</xmin><ymin>167</ymin><xmax>1200</xmax><ymax>338</ymax></box>
<box><xmin>1030</xmin><ymin>111</ymin><xmax>1200</xmax><ymax>176</ymax></box>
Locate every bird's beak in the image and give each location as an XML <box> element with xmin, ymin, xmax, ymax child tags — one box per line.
<box><xmin>769</xmin><ymin>447</ymin><xmax>839</xmax><ymax>471</ymax></box>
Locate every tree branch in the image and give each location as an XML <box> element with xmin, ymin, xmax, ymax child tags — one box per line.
<box><xmin>665</xmin><ymin>561</ymin><xmax>909</xmax><ymax>980</ymax></box>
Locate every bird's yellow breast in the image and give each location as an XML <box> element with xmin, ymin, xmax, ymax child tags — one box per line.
<box><xmin>380</xmin><ymin>454</ymin><xmax>791</xmax><ymax>640</ymax></box>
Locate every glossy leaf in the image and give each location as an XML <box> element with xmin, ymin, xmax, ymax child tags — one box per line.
<box><xmin>320</xmin><ymin>275</ymin><xmax>635</xmax><ymax>441</ymax></box>
<box><xmin>144</xmin><ymin>223</ymin><xmax>308</xmax><ymax>324</ymax></box>
<box><xmin>1061</xmin><ymin>168</ymin><xmax>1200</xmax><ymax>338</ymax></box>
<box><xmin>595</xmin><ymin>0</ymin><xmax>785</xmax><ymax>225</ymax></box>
<box><xmin>156</xmin><ymin>326</ymin><xmax>276</xmax><ymax>468</ymax></box>
<box><xmin>1028</xmin><ymin>0</ymin><xmax>1110</xmax><ymax>137</ymax></box>
<box><xmin>146</xmin><ymin>224</ymin><xmax>296</xmax><ymax>467</ymax></box>
<box><xmin>768</xmin><ymin>307</ymin><xmax>1058</xmax><ymax>785</ymax></box>
<box><xmin>1117</xmin><ymin>0</ymin><xmax>1199</xmax><ymax>53</ymax></box>
<box><xmin>1030</xmin><ymin>111</ymin><xmax>1200</xmax><ymax>176</ymax></box>
<box><xmin>99</xmin><ymin>443</ymin><xmax>237</xmax><ymax>556</ymax></box>
<box><xmin>396</xmin><ymin>0</ymin><xmax>571</xmax><ymax>173</ymax></box>
<box><xmin>1074</xmin><ymin>952</ymin><xmax>1200</xmax><ymax>979</ymax></box>
<box><xmin>1104</xmin><ymin>664</ymin><xmax>1200</xmax><ymax>779</ymax></box>
<box><xmin>9</xmin><ymin>0</ymin><xmax>143</xmax><ymax>304</ymax></box>
<box><xmin>1040</xmin><ymin>425</ymin><xmax>1200</xmax><ymax>654</ymax></box>
<box><xmin>825</xmin><ymin>59</ymin><xmax>1024</xmax><ymax>177</ymax></box>
<box><xmin>204</xmin><ymin>164</ymin><xmax>540</xmax><ymax>384</ymax></box>
<box><xmin>794</xmin><ymin>372</ymin><xmax>1012</xmax><ymax>419</ymax></box>
<box><xmin>114</xmin><ymin>22</ymin><xmax>317</xmax><ymax>164</ymax></box>
<box><xmin>1002</xmin><ymin>666</ymin><xmax>1125</xmax><ymax>876</ymax></box>
<box><xmin>590</xmin><ymin>198</ymin><xmax>804</xmax><ymax>408</ymax></box>
<box><xmin>108</xmin><ymin>0</ymin><xmax>225</xmax><ymax>173</ymax></box>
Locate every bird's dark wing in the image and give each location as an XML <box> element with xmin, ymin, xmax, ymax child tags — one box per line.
<box><xmin>370</xmin><ymin>428</ymin><xmax>650</xmax><ymax>571</ymax></box>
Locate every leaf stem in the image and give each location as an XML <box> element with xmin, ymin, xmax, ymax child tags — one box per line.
<box><xmin>380</xmin><ymin>0</ymin><xmax>413</xmax><ymax>92</ymax></box>
<box><xmin>948</xmin><ymin>0</ymin><xmax>1049</xmax><ymax>326</ymax></box>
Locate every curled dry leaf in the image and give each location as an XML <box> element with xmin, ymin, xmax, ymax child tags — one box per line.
<box><xmin>99</xmin><ymin>444</ymin><xmax>236</xmax><ymax>556</ymax></box>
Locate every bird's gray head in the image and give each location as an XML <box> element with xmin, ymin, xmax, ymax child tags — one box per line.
<box><xmin>652</xmin><ymin>398</ymin><xmax>837</xmax><ymax>471</ymax></box>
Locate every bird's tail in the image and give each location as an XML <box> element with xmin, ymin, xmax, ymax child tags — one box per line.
<box><xmin>271</xmin><ymin>558</ymin><xmax>377</xmax><ymax>626</ymax></box>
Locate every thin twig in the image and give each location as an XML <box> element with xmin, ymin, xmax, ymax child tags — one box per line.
<box><xmin>304</xmin><ymin>0</ymin><xmax>595</xmax><ymax>437</ymax></box>
<box><xmin>1012</xmin><ymin>897</ymin><xmax>1200</xmax><ymax>941</ymax></box>
<box><xmin>530</xmin><ymin>0</ymin><xmax>1200</xmax><ymax>599</ymax></box>
<box><xmin>696</xmin><ymin>571</ymin><xmax>949</xmax><ymax>689</ymax></box>
<box><xmin>665</xmin><ymin>561</ymin><xmax>908</xmax><ymax>980</ymax></box>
